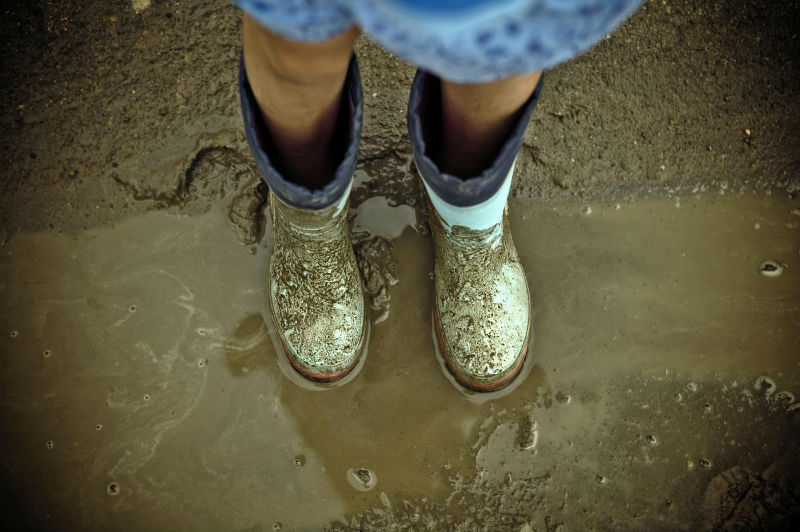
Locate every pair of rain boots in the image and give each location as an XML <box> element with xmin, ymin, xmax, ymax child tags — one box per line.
<box><xmin>241</xmin><ymin>58</ymin><xmax>541</xmax><ymax>391</ymax></box>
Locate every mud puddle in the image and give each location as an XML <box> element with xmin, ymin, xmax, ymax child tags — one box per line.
<box><xmin>1</xmin><ymin>189</ymin><xmax>799</xmax><ymax>530</ymax></box>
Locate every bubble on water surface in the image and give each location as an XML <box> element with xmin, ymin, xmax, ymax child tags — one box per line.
<box><xmin>773</xmin><ymin>390</ymin><xmax>795</xmax><ymax>407</ymax></box>
<box><xmin>754</xmin><ymin>376</ymin><xmax>776</xmax><ymax>398</ymax></box>
<box><xmin>759</xmin><ymin>261</ymin><xmax>784</xmax><ymax>277</ymax></box>
<box><xmin>347</xmin><ymin>467</ymin><xmax>377</xmax><ymax>492</ymax></box>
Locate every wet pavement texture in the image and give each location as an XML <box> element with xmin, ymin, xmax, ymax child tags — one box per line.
<box><xmin>1</xmin><ymin>167</ymin><xmax>799</xmax><ymax>530</ymax></box>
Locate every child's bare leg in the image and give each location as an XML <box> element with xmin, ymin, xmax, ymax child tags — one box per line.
<box><xmin>242</xmin><ymin>15</ymin><xmax>359</xmax><ymax>188</ymax></box>
<box><xmin>439</xmin><ymin>71</ymin><xmax>542</xmax><ymax>178</ymax></box>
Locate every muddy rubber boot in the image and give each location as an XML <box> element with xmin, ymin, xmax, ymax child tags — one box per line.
<box><xmin>240</xmin><ymin>55</ymin><xmax>367</xmax><ymax>381</ymax></box>
<box><xmin>408</xmin><ymin>71</ymin><xmax>542</xmax><ymax>391</ymax></box>
<box><xmin>267</xmin><ymin>188</ymin><xmax>367</xmax><ymax>380</ymax></box>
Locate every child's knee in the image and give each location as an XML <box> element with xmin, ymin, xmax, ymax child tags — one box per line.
<box><xmin>244</xmin><ymin>15</ymin><xmax>357</xmax><ymax>85</ymax></box>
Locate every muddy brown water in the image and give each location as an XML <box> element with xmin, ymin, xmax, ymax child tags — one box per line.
<box><xmin>1</xmin><ymin>184</ymin><xmax>799</xmax><ymax>530</ymax></box>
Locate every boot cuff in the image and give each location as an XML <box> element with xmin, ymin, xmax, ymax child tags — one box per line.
<box><xmin>407</xmin><ymin>70</ymin><xmax>542</xmax><ymax>207</ymax></box>
<box><xmin>240</xmin><ymin>54</ymin><xmax>363</xmax><ymax>210</ymax></box>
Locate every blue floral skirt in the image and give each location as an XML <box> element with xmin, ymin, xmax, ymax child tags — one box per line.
<box><xmin>235</xmin><ymin>0</ymin><xmax>642</xmax><ymax>82</ymax></box>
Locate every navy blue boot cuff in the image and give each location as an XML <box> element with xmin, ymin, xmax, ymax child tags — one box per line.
<box><xmin>240</xmin><ymin>54</ymin><xmax>363</xmax><ymax>210</ymax></box>
<box><xmin>407</xmin><ymin>71</ymin><xmax>542</xmax><ymax>207</ymax></box>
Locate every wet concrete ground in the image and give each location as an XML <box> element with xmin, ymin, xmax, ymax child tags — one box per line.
<box><xmin>1</xmin><ymin>167</ymin><xmax>798</xmax><ymax>529</ymax></box>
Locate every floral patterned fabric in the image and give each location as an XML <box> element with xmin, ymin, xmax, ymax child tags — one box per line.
<box><xmin>236</xmin><ymin>0</ymin><xmax>642</xmax><ymax>82</ymax></box>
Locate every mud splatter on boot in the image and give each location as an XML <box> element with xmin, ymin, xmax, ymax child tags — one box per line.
<box><xmin>427</xmin><ymin>200</ymin><xmax>531</xmax><ymax>391</ymax></box>
<box><xmin>269</xmin><ymin>190</ymin><xmax>368</xmax><ymax>381</ymax></box>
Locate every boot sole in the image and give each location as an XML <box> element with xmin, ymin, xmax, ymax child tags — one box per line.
<box><xmin>434</xmin><ymin>305</ymin><xmax>529</xmax><ymax>392</ymax></box>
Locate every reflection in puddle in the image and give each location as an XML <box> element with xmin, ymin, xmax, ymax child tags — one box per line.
<box><xmin>353</xmin><ymin>195</ymin><xmax>417</xmax><ymax>240</ymax></box>
<box><xmin>0</xmin><ymin>191</ymin><xmax>798</xmax><ymax>530</ymax></box>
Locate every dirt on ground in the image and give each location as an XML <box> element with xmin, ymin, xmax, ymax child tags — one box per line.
<box><xmin>1</xmin><ymin>0</ymin><xmax>799</xmax><ymax>236</ymax></box>
<box><xmin>1</xmin><ymin>0</ymin><xmax>799</xmax><ymax>531</ymax></box>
